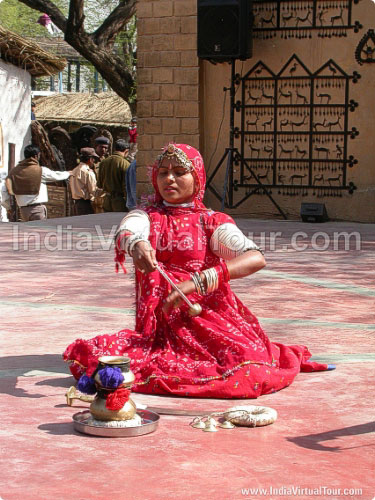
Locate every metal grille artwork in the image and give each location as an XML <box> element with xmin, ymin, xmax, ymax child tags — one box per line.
<box><xmin>232</xmin><ymin>54</ymin><xmax>359</xmax><ymax>202</ymax></box>
<box><xmin>252</xmin><ymin>0</ymin><xmax>362</xmax><ymax>39</ymax></box>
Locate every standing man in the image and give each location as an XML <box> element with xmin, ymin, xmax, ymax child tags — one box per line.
<box><xmin>93</xmin><ymin>136</ymin><xmax>110</xmax><ymax>212</ymax></box>
<box><xmin>97</xmin><ymin>139</ymin><xmax>130</xmax><ymax>212</ymax></box>
<box><xmin>94</xmin><ymin>136</ymin><xmax>110</xmax><ymax>162</ymax></box>
<box><xmin>69</xmin><ymin>148</ymin><xmax>100</xmax><ymax>216</ymax></box>
<box><xmin>6</xmin><ymin>144</ymin><xmax>70</xmax><ymax>222</ymax></box>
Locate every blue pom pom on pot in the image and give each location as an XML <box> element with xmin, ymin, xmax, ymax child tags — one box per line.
<box><xmin>77</xmin><ymin>374</ymin><xmax>97</xmax><ymax>394</ymax></box>
<box><xmin>98</xmin><ymin>366</ymin><xmax>124</xmax><ymax>389</ymax></box>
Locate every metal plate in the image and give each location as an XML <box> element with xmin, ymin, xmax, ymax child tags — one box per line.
<box><xmin>73</xmin><ymin>409</ymin><xmax>160</xmax><ymax>438</ymax></box>
<box><xmin>147</xmin><ymin>406</ymin><xmax>222</xmax><ymax>416</ymax></box>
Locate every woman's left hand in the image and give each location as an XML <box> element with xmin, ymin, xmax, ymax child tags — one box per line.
<box><xmin>163</xmin><ymin>279</ymin><xmax>197</xmax><ymax>315</ymax></box>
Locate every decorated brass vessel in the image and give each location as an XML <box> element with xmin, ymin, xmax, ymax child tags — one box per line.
<box><xmin>89</xmin><ymin>356</ymin><xmax>137</xmax><ymax>421</ymax></box>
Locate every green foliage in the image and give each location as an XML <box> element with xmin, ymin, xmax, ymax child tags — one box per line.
<box><xmin>0</xmin><ymin>0</ymin><xmax>47</xmax><ymax>36</ymax></box>
<box><xmin>0</xmin><ymin>0</ymin><xmax>67</xmax><ymax>37</ymax></box>
<box><xmin>0</xmin><ymin>0</ymin><xmax>137</xmax><ymax>101</ymax></box>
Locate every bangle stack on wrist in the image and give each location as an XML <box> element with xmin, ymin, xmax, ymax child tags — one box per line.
<box><xmin>191</xmin><ymin>272</ymin><xmax>206</xmax><ymax>295</ymax></box>
<box><xmin>191</xmin><ymin>261</ymin><xmax>230</xmax><ymax>295</ymax></box>
<box><xmin>202</xmin><ymin>268</ymin><xmax>219</xmax><ymax>294</ymax></box>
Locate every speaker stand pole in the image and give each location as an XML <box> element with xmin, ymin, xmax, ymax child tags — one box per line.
<box><xmin>220</xmin><ymin>59</ymin><xmax>236</xmax><ymax>211</ymax></box>
<box><xmin>207</xmin><ymin>59</ymin><xmax>287</xmax><ymax>220</ymax></box>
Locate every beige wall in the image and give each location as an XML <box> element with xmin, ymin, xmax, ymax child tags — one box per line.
<box><xmin>137</xmin><ymin>0</ymin><xmax>375</xmax><ymax>222</ymax></box>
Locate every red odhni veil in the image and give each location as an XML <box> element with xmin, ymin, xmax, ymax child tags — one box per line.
<box><xmin>63</xmin><ymin>144</ymin><xmax>330</xmax><ymax>398</ymax></box>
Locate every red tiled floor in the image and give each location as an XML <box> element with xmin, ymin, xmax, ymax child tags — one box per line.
<box><xmin>0</xmin><ymin>215</ymin><xmax>374</xmax><ymax>500</ymax></box>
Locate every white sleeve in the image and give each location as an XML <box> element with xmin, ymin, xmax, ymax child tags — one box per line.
<box><xmin>210</xmin><ymin>223</ymin><xmax>263</xmax><ymax>260</ymax></box>
<box><xmin>115</xmin><ymin>210</ymin><xmax>151</xmax><ymax>255</ymax></box>
<box><xmin>0</xmin><ymin>181</ymin><xmax>11</xmax><ymax>210</ymax></box>
<box><xmin>41</xmin><ymin>167</ymin><xmax>70</xmax><ymax>183</ymax></box>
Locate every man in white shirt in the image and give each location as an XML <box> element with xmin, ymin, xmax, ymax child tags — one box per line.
<box><xmin>0</xmin><ymin>177</ymin><xmax>10</xmax><ymax>222</ymax></box>
<box><xmin>5</xmin><ymin>144</ymin><xmax>71</xmax><ymax>222</ymax></box>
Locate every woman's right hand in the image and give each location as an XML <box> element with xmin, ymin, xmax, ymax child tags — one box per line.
<box><xmin>162</xmin><ymin>278</ymin><xmax>197</xmax><ymax>315</ymax></box>
<box><xmin>132</xmin><ymin>241</ymin><xmax>157</xmax><ymax>274</ymax></box>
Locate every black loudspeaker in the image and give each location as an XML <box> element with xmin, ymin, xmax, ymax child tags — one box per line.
<box><xmin>300</xmin><ymin>203</ymin><xmax>329</xmax><ymax>223</ymax></box>
<box><xmin>197</xmin><ymin>0</ymin><xmax>253</xmax><ymax>61</ymax></box>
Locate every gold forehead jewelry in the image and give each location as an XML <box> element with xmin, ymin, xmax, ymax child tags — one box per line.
<box><xmin>157</xmin><ymin>144</ymin><xmax>193</xmax><ymax>172</ymax></box>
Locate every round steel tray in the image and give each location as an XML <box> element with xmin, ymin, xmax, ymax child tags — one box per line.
<box><xmin>73</xmin><ymin>409</ymin><xmax>160</xmax><ymax>438</ymax></box>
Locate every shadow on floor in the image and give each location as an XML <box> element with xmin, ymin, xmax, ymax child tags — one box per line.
<box><xmin>38</xmin><ymin>422</ymin><xmax>84</xmax><ymax>436</ymax></box>
<box><xmin>0</xmin><ymin>353</ymin><xmax>66</xmax><ymax>371</ymax></box>
<box><xmin>35</xmin><ymin>376</ymin><xmax>75</xmax><ymax>388</ymax></box>
<box><xmin>287</xmin><ymin>421</ymin><xmax>375</xmax><ymax>452</ymax></box>
<box><xmin>0</xmin><ymin>354</ymin><xmax>69</xmax><ymax>398</ymax></box>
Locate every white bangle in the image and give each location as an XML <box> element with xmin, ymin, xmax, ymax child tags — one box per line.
<box><xmin>128</xmin><ymin>237</ymin><xmax>150</xmax><ymax>257</ymax></box>
<box><xmin>202</xmin><ymin>268</ymin><xmax>219</xmax><ymax>294</ymax></box>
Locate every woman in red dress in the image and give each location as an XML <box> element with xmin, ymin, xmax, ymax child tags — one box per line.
<box><xmin>63</xmin><ymin>143</ymin><xmax>334</xmax><ymax>398</ymax></box>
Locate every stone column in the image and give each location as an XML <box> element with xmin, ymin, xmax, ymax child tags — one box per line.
<box><xmin>136</xmin><ymin>0</ymin><xmax>200</xmax><ymax>199</ymax></box>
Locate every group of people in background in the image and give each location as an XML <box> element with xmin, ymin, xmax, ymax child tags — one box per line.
<box><xmin>0</xmin><ymin>116</ymin><xmax>138</xmax><ymax>222</ymax></box>
<box><xmin>70</xmin><ymin>115</ymin><xmax>137</xmax><ymax>217</ymax></box>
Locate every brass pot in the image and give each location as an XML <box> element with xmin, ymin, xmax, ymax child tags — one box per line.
<box><xmin>94</xmin><ymin>356</ymin><xmax>135</xmax><ymax>388</ymax></box>
<box><xmin>90</xmin><ymin>355</ymin><xmax>137</xmax><ymax>421</ymax></box>
<box><xmin>90</xmin><ymin>395</ymin><xmax>137</xmax><ymax>421</ymax></box>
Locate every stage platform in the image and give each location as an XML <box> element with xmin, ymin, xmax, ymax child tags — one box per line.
<box><xmin>0</xmin><ymin>214</ymin><xmax>374</xmax><ymax>500</ymax></box>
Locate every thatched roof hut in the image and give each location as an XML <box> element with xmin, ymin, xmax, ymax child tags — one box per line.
<box><xmin>26</xmin><ymin>36</ymin><xmax>81</xmax><ymax>61</ymax></box>
<box><xmin>34</xmin><ymin>93</ymin><xmax>132</xmax><ymax>127</ymax></box>
<box><xmin>0</xmin><ymin>25</ymin><xmax>66</xmax><ymax>76</ymax></box>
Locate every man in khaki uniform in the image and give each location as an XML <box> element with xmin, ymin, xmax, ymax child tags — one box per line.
<box><xmin>92</xmin><ymin>136</ymin><xmax>110</xmax><ymax>212</ymax></box>
<box><xmin>70</xmin><ymin>147</ymin><xmax>100</xmax><ymax>216</ymax></box>
<box><xmin>93</xmin><ymin>136</ymin><xmax>110</xmax><ymax>176</ymax></box>
<box><xmin>94</xmin><ymin>136</ymin><xmax>110</xmax><ymax>161</ymax></box>
<box><xmin>97</xmin><ymin>139</ymin><xmax>130</xmax><ymax>212</ymax></box>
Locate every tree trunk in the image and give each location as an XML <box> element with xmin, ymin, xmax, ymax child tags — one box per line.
<box><xmin>64</xmin><ymin>30</ymin><xmax>134</xmax><ymax>101</ymax></box>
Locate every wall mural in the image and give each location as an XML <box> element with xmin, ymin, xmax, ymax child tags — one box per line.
<box><xmin>233</xmin><ymin>54</ymin><xmax>360</xmax><ymax>201</ymax></box>
<box><xmin>252</xmin><ymin>0</ymin><xmax>362</xmax><ymax>39</ymax></box>
<box><xmin>355</xmin><ymin>29</ymin><xmax>375</xmax><ymax>64</ymax></box>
